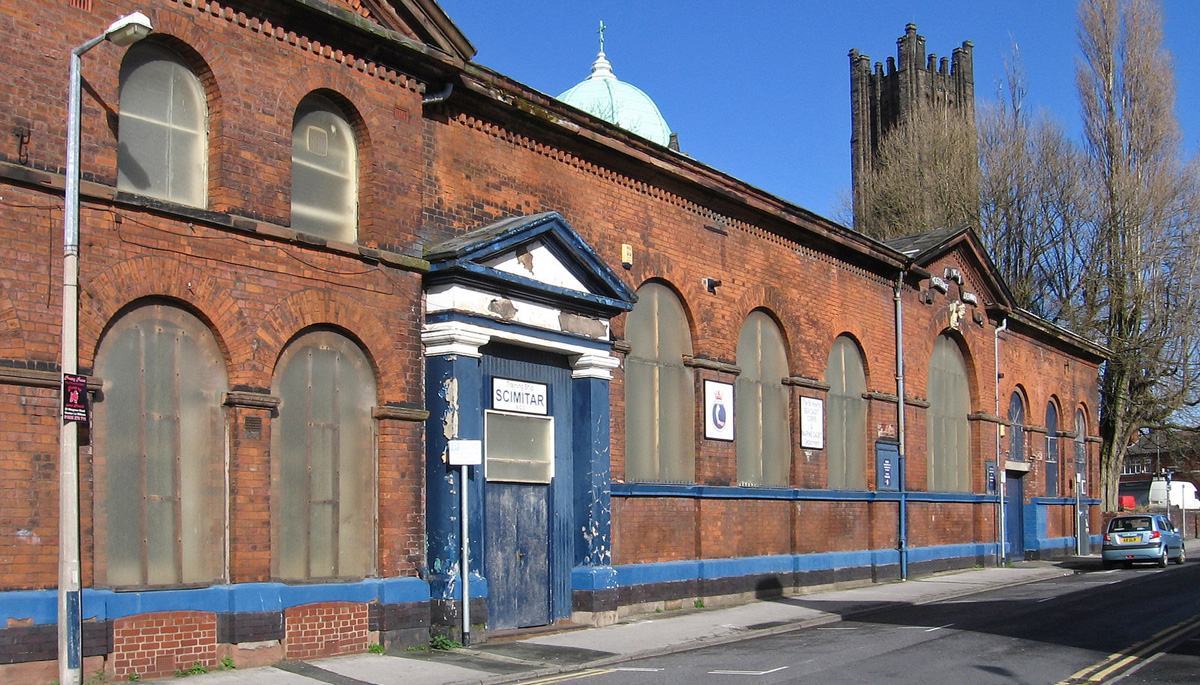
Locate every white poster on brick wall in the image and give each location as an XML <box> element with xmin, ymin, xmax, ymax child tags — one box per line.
<box><xmin>800</xmin><ymin>396</ymin><xmax>824</xmax><ymax>449</ymax></box>
<box><xmin>704</xmin><ymin>380</ymin><xmax>734</xmax><ymax>441</ymax></box>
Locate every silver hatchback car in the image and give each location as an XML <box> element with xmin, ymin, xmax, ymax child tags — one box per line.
<box><xmin>1102</xmin><ymin>514</ymin><xmax>1185</xmax><ymax>569</ymax></box>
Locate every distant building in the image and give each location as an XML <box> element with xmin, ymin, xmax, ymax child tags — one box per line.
<box><xmin>1121</xmin><ymin>432</ymin><xmax>1200</xmax><ymax>509</ymax></box>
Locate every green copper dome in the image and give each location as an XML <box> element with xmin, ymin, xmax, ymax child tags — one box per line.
<box><xmin>557</xmin><ymin>48</ymin><xmax>673</xmax><ymax>148</ymax></box>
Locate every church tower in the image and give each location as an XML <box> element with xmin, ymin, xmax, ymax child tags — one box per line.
<box><xmin>850</xmin><ymin>24</ymin><xmax>974</xmax><ymax>227</ymax></box>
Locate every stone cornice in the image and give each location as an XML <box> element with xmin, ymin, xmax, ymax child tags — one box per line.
<box><xmin>373</xmin><ymin>405</ymin><xmax>429</xmax><ymax>421</ymax></box>
<box><xmin>223</xmin><ymin>391</ymin><xmax>281</xmax><ymax>410</ymax></box>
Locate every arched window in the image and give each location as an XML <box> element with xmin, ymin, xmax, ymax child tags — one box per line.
<box><xmin>272</xmin><ymin>330</ymin><xmax>376</xmax><ymax>580</ymax></box>
<box><xmin>117</xmin><ymin>42</ymin><xmax>207</xmax><ymax>207</ymax></box>
<box><xmin>291</xmin><ymin>94</ymin><xmax>358</xmax><ymax>242</ymax></box>
<box><xmin>927</xmin><ymin>334</ymin><xmax>971</xmax><ymax>492</ymax></box>
<box><xmin>1075</xmin><ymin>409</ymin><xmax>1088</xmax><ymax>495</ymax></box>
<box><xmin>1007</xmin><ymin>391</ymin><xmax>1026</xmax><ymax>463</ymax></box>
<box><xmin>93</xmin><ymin>303</ymin><xmax>226</xmax><ymax>587</ymax></box>
<box><xmin>825</xmin><ymin>335</ymin><xmax>867</xmax><ymax>489</ymax></box>
<box><xmin>736</xmin><ymin>312</ymin><xmax>790</xmax><ymax>487</ymax></box>
<box><xmin>625</xmin><ymin>283</ymin><xmax>694</xmax><ymax>482</ymax></box>
<box><xmin>1045</xmin><ymin>402</ymin><xmax>1059</xmax><ymax>496</ymax></box>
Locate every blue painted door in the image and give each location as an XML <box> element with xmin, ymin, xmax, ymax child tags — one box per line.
<box><xmin>1005</xmin><ymin>473</ymin><xmax>1025</xmax><ymax>561</ymax></box>
<box><xmin>481</xmin><ymin>345</ymin><xmax>572</xmax><ymax>630</ymax></box>
<box><xmin>485</xmin><ymin>481</ymin><xmax>549</xmax><ymax>628</ymax></box>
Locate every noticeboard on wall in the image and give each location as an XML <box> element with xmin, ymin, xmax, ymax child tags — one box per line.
<box><xmin>799</xmin><ymin>396</ymin><xmax>824</xmax><ymax>450</ymax></box>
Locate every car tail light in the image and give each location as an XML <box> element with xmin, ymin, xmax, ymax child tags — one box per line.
<box><xmin>1150</xmin><ymin>531</ymin><xmax>1161</xmax><ymax>540</ymax></box>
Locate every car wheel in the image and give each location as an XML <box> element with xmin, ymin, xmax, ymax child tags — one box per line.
<box><xmin>1175</xmin><ymin>544</ymin><xmax>1186</xmax><ymax>565</ymax></box>
<box><xmin>1158</xmin><ymin>547</ymin><xmax>1169</xmax><ymax>568</ymax></box>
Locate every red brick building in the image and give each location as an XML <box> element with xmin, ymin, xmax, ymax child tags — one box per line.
<box><xmin>0</xmin><ymin>0</ymin><xmax>1102</xmax><ymax>681</ymax></box>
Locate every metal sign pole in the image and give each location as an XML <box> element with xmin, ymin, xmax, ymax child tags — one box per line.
<box><xmin>460</xmin><ymin>462</ymin><xmax>470</xmax><ymax>646</ymax></box>
<box><xmin>448</xmin><ymin>439</ymin><xmax>481</xmax><ymax>646</ymax></box>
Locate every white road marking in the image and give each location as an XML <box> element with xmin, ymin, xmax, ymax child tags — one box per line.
<box><xmin>925</xmin><ymin>623</ymin><xmax>955</xmax><ymax>632</ymax></box>
<box><xmin>709</xmin><ymin>666</ymin><xmax>789</xmax><ymax>675</ymax></box>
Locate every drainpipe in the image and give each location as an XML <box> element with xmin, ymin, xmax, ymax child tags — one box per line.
<box><xmin>995</xmin><ymin>317</ymin><xmax>1008</xmax><ymax>566</ymax></box>
<box><xmin>423</xmin><ymin>82</ymin><xmax>454</xmax><ymax>105</ymax></box>
<box><xmin>894</xmin><ymin>273</ymin><xmax>909</xmax><ymax>580</ymax></box>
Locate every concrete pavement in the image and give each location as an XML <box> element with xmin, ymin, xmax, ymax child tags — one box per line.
<box><xmin>157</xmin><ymin>559</ymin><xmax>1093</xmax><ymax>684</ymax></box>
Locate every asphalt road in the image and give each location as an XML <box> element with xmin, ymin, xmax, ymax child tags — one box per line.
<box><xmin>514</xmin><ymin>562</ymin><xmax>1200</xmax><ymax>684</ymax></box>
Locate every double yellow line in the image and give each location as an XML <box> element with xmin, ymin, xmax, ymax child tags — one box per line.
<box><xmin>1058</xmin><ymin>614</ymin><xmax>1200</xmax><ymax>683</ymax></box>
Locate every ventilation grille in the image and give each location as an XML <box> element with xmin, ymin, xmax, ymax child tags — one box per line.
<box><xmin>243</xmin><ymin>415</ymin><xmax>263</xmax><ymax>438</ymax></box>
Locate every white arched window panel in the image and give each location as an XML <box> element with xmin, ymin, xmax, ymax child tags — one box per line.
<box><xmin>825</xmin><ymin>335</ymin><xmax>867</xmax><ymax>490</ymax></box>
<box><xmin>625</xmin><ymin>283</ymin><xmax>695</xmax><ymax>483</ymax></box>
<box><xmin>93</xmin><ymin>303</ymin><xmax>227</xmax><ymax>587</ymax></box>
<box><xmin>927</xmin><ymin>335</ymin><xmax>971</xmax><ymax>492</ymax></box>
<box><xmin>272</xmin><ymin>330</ymin><xmax>376</xmax><ymax>580</ymax></box>
<box><xmin>1075</xmin><ymin>409</ymin><xmax>1088</xmax><ymax>495</ymax></box>
<box><xmin>1045</xmin><ymin>402</ymin><xmax>1059</xmax><ymax>497</ymax></box>
<box><xmin>117</xmin><ymin>42</ymin><xmax>207</xmax><ymax>207</ymax></box>
<box><xmin>736</xmin><ymin>312</ymin><xmax>790</xmax><ymax>487</ymax></box>
<box><xmin>291</xmin><ymin>94</ymin><xmax>358</xmax><ymax>242</ymax></box>
<box><xmin>1008</xmin><ymin>391</ymin><xmax>1026</xmax><ymax>462</ymax></box>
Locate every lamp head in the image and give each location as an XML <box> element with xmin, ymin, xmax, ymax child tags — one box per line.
<box><xmin>104</xmin><ymin>11</ymin><xmax>153</xmax><ymax>47</ymax></box>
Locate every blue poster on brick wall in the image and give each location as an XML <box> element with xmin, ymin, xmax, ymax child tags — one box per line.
<box><xmin>875</xmin><ymin>440</ymin><xmax>899</xmax><ymax>491</ymax></box>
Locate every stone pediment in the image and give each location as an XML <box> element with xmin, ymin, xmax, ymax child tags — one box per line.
<box><xmin>424</xmin><ymin>213</ymin><xmax>636</xmax><ymax>331</ymax></box>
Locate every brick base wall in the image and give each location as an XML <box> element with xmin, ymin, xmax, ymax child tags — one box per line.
<box><xmin>283</xmin><ymin>602</ymin><xmax>370</xmax><ymax>661</ymax></box>
<box><xmin>110</xmin><ymin>611</ymin><xmax>217</xmax><ymax>681</ymax></box>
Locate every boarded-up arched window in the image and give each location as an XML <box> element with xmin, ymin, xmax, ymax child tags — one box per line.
<box><xmin>94</xmin><ymin>302</ymin><xmax>226</xmax><ymax>587</ymax></box>
<box><xmin>625</xmin><ymin>283</ymin><xmax>694</xmax><ymax>482</ymax></box>
<box><xmin>272</xmin><ymin>330</ymin><xmax>376</xmax><ymax>580</ymax></box>
<box><xmin>736</xmin><ymin>312</ymin><xmax>790</xmax><ymax>487</ymax></box>
<box><xmin>927</xmin><ymin>334</ymin><xmax>971</xmax><ymax>492</ymax></box>
<box><xmin>825</xmin><ymin>335</ymin><xmax>867</xmax><ymax>489</ymax></box>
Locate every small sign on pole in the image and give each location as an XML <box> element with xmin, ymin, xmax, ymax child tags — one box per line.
<box><xmin>448</xmin><ymin>439</ymin><xmax>482</xmax><ymax>466</ymax></box>
<box><xmin>62</xmin><ymin>374</ymin><xmax>89</xmax><ymax>423</ymax></box>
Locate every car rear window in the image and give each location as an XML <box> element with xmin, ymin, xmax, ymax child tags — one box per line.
<box><xmin>1109</xmin><ymin>517</ymin><xmax>1152</xmax><ymax>532</ymax></box>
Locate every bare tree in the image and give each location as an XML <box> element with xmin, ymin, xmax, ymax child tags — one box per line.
<box><xmin>977</xmin><ymin>53</ymin><xmax>1091</xmax><ymax>318</ymax></box>
<box><xmin>1076</xmin><ymin>0</ymin><xmax>1200</xmax><ymax>509</ymax></box>
<box><xmin>852</xmin><ymin>0</ymin><xmax>1200</xmax><ymax>508</ymax></box>
<box><xmin>855</xmin><ymin>100</ymin><xmax>979</xmax><ymax>239</ymax></box>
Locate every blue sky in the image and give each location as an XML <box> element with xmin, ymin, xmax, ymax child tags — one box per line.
<box><xmin>436</xmin><ymin>1</ymin><xmax>1200</xmax><ymax>222</ymax></box>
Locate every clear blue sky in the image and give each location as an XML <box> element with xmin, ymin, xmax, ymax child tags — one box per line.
<box><xmin>437</xmin><ymin>1</ymin><xmax>1200</xmax><ymax>222</ymax></box>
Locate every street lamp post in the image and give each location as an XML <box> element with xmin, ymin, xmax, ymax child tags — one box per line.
<box><xmin>59</xmin><ymin>12</ymin><xmax>152</xmax><ymax>685</ymax></box>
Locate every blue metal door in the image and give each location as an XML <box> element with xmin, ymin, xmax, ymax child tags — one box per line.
<box><xmin>1005</xmin><ymin>473</ymin><xmax>1025</xmax><ymax>561</ymax></box>
<box><xmin>481</xmin><ymin>345</ymin><xmax>571</xmax><ymax>630</ymax></box>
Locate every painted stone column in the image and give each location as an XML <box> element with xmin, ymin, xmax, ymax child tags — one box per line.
<box><xmin>422</xmin><ymin>325</ymin><xmax>489</xmax><ymax>636</ymax></box>
<box><xmin>570</xmin><ymin>353</ymin><xmax>620</xmax><ymax>624</ymax></box>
